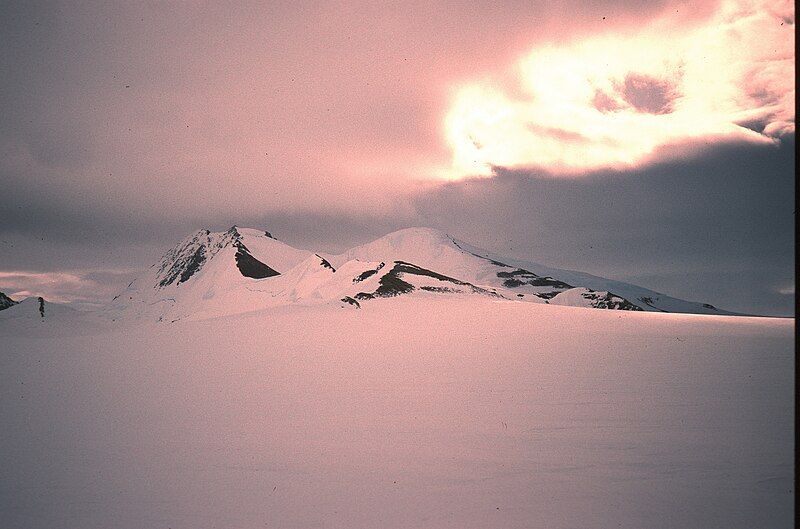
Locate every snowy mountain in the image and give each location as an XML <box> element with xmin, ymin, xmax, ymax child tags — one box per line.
<box><xmin>108</xmin><ymin>226</ymin><xmax>313</xmax><ymax>320</ymax></box>
<box><xmin>0</xmin><ymin>291</ymin><xmax>18</xmax><ymax>311</ymax></box>
<box><xmin>338</xmin><ymin>228</ymin><xmax>730</xmax><ymax>315</ymax></box>
<box><xmin>0</xmin><ymin>293</ymin><xmax>56</xmax><ymax>321</ymax></box>
<box><xmin>109</xmin><ymin>226</ymin><xmax>735</xmax><ymax>321</ymax></box>
<box><xmin>0</xmin><ymin>296</ymin><xmax>66</xmax><ymax>324</ymax></box>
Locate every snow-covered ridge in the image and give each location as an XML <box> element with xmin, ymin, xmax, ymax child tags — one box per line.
<box><xmin>108</xmin><ymin>225</ymin><xmax>736</xmax><ymax>321</ymax></box>
<box><xmin>153</xmin><ymin>226</ymin><xmax>298</xmax><ymax>288</ymax></box>
<box><xmin>0</xmin><ymin>295</ymin><xmax>80</xmax><ymax>328</ymax></box>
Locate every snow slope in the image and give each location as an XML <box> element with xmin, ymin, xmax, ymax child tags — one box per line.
<box><xmin>0</xmin><ymin>297</ymin><xmax>792</xmax><ymax>529</ymax></box>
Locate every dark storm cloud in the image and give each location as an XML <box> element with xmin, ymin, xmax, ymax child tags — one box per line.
<box><xmin>410</xmin><ymin>138</ymin><xmax>795</xmax><ymax>316</ymax></box>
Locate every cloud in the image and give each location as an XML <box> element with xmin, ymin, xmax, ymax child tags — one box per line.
<box><xmin>0</xmin><ymin>0</ymin><xmax>696</xmax><ymax>221</ymax></box>
<box><xmin>0</xmin><ymin>269</ymin><xmax>137</xmax><ymax>306</ymax></box>
<box><xmin>443</xmin><ymin>0</ymin><xmax>795</xmax><ymax>177</ymax></box>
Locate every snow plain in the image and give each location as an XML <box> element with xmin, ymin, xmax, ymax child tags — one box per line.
<box><xmin>0</xmin><ymin>297</ymin><xmax>793</xmax><ymax>528</ymax></box>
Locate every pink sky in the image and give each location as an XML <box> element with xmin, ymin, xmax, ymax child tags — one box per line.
<box><xmin>5</xmin><ymin>0</ymin><xmax>792</xmax><ymax>221</ymax></box>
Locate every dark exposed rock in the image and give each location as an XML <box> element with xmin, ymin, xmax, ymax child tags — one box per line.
<box><xmin>157</xmin><ymin>232</ymin><xmax>211</xmax><ymax>287</ymax></box>
<box><xmin>341</xmin><ymin>296</ymin><xmax>361</xmax><ymax>308</ymax></box>
<box><xmin>420</xmin><ymin>286</ymin><xmax>458</xmax><ymax>293</ymax></box>
<box><xmin>581</xmin><ymin>290</ymin><xmax>642</xmax><ymax>310</ymax></box>
<box><xmin>353</xmin><ymin>262</ymin><xmax>385</xmax><ymax>283</ymax></box>
<box><xmin>536</xmin><ymin>291</ymin><xmax>559</xmax><ymax>300</ymax></box>
<box><xmin>637</xmin><ymin>296</ymin><xmax>667</xmax><ymax>312</ymax></box>
<box><xmin>178</xmin><ymin>246</ymin><xmax>206</xmax><ymax>285</ymax></box>
<box><xmin>355</xmin><ymin>261</ymin><xmax>500</xmax><ymax>301</ymax></box>
<box><xmin>235</xmin><ymin>243</ymin><xmax>280</xmax><ymax>279</ymax></box>
<box><xmin>392</xmin><ymin>261</ymin><xmax>466</xmax><ymax>284</ymax></box>
<box><xmin>37</xmin><ymin>297</ymin><xmax>45</xmax><ymax>318</ymax></box>
<box><xmin>316</xmin><ymin>255</ymin><xmax>335</xmax><ymax>272</ymax></box>
<box><xmin>354</xmin><ymin>266</ymin><xmax>414</xmax><ymax>300</ymax></box>
<box><xmin>496</xmin><ymin>269</ymin><xmax>572</xmax><ymax>289</ymax></box>
<box><xmin>484</xmin><ymin>257</ymin><xmax>511</xmax><ymax>268</ymax></box>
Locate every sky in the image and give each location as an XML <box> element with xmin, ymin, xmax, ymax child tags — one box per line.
<box><xmin>0</xmin><ymin>0</ymin><xmax>795</xmax><ymax>316</ymax></box>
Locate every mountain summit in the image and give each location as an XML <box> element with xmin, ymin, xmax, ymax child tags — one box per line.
<box><xmin>0</xmin><ymin>291</ymin><xmax>18</xmax><ymax>311</ymax></box>
<box><xmin>110</xmin><ymin>226</ymin><xmax>732</xmax><ymax>322</ymax></box>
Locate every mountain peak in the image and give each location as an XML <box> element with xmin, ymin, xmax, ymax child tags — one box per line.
<box><xmin>341</xmin><ymin>227</ymin><xmax>456</xmax><ymax>259</ymax></box>
<box><xmin>155</xmin><ymin>229</ymin><xmax>237</xmax><ymax>288</ymax></box>
<box><xmin>153</xmin><ymin>227</ymin><xmax>288</xmax><ymax>289</ymax></box>
<box><xmin>381</xmin><ymin>226</ymin><xmax>453</xmax><ymax>242</ymax></box>
<box><xmin>0</xmin><ymin>291</ymin><xmax>18</xmax><ymax>311</ymax></box>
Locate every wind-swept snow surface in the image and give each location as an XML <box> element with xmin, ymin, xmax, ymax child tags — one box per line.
<box><xmin>0</xmin><ymin>299</ymin><xmax>792</xmax><ymax>529</ymax></box>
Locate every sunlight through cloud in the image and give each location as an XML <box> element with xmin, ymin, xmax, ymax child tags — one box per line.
<box><xmin>444</xmin><ymin>0</ymin><xmax>795</xmax><ymax>178</ymax></box>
